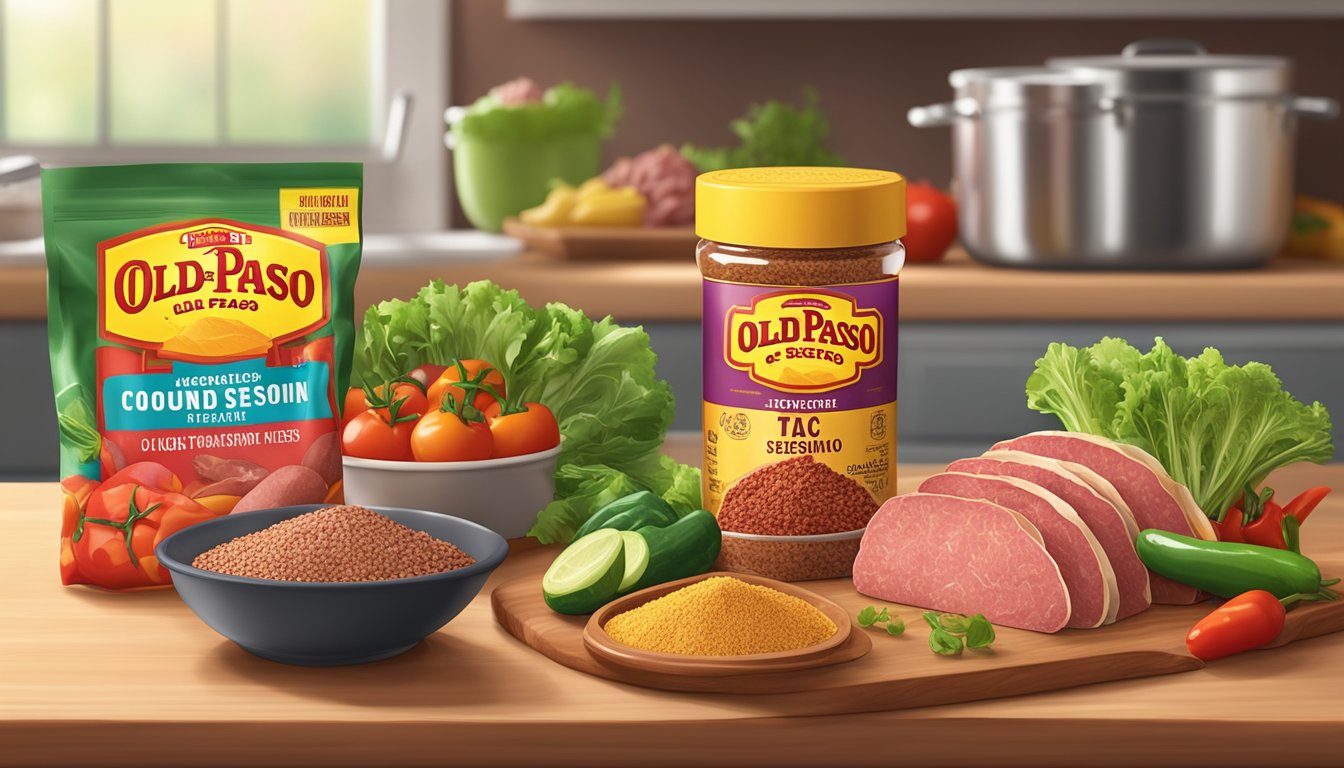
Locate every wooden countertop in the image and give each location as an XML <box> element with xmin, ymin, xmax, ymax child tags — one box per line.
<box><xmin>4</xmin><ymin>436</ymin><xmax>1344</xmax><ymax>767</ymax></box>
<box><xmin>6</xmin><ymin>248</ymin><xmax>1344</xmax><ymax>322</ymax></box>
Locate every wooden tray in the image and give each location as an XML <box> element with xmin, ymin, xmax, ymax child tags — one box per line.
<box><xmin>491</xmin><ymin>546</ymin><xmax>1344</xmax><ymax>714</ymax></box>
<box><xmin>502</xmin><ymin>217</ymin><xmax>696</xmax><ymax>261</ymax></box>
<box><xmin>583</xmin><ymin>572</ymin><xmax>869</xmax><ymax>677</ymax></box>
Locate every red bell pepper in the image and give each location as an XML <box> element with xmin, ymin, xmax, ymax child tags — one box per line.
<box><xmin>1215</xmin><ymin>484</ymin><xmax>1332</xmax><ymax>551</ymax></box>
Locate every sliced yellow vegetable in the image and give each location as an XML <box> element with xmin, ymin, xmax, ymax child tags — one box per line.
<box><xmin>571</xmin><ymin>186</ymin><xmax>646</xmax><ymax>227</ymax></box>
<box><xmin>577</xmin><ymin>177</ymin><xmax>611</xmax><ymax>197</ymax></box>
<box><xmin>520</xmin><ymin>184</ymin><xmax>578</xmax><ymax>227</ymax></box>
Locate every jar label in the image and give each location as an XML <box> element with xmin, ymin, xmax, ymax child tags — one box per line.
<box><xmin>702</xmin><ymin>277</ymin><xmax>898</xmax><ymax>516</ymax></box>
<box><xmin>724</xmin><ymin>290</ymin><xmax>883</xmax><ymax>392</ymax></box>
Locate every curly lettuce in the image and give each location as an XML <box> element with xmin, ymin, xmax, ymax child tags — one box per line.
<box><xmin>1026</xmin><ymin>337</ymin><xmax>1333</xmax><ymax>518</ymax></box>
<box><xmin>682</xmin><ymin>88</ymin><xmax>845</xmax><ymax>172</ymax></box>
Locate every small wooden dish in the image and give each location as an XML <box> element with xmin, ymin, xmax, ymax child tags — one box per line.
<box><xmin>502</xmin><ymin>217</ymin><xmax>697</xmax><ymax>261</ymax></box>
<box><xmin>583</xmin><ymin>572</ymin><xmax>857</xmax><ymax>677</ymax></box>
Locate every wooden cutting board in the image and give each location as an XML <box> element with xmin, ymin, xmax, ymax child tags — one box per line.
<box><xmin>502</xmin><ymin>218</ymin><xmax>696</xmax><ymax>261</ymax></box>
<box><xmin>492</xmin><ymin>545</ymin><xmax>1344</xmax><ymax>716</ymax></box>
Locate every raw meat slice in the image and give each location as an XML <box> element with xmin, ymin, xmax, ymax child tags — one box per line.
<box><xmin>991</xmin><ymin>431</ymin><xmax>1203</xmax><ymax>604</ymax></box>
<box><xmin>1111</xmin><ymin>443</ymin><xmax>1217</xmax><ymax>540</ymax></box>
<box><xmin>853</xmin><ymin>493</ymin><xmax>1071</xmax><ymax>633</ymax></box>
<box><xmin>919</xmin><ymin>472</ymin><xmax>1116</xmax><ymax>629</ymax></box>
<box><xmin>950</xmin><ymin>451</ymin><xmax>1151</xmax><ymax>621</ymax></box>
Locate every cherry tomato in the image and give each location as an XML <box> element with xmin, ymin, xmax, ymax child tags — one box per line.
<box><xmin>904</xmin><ymin>181</ymin><xmax>958</xmax><ymax>263</ymax></box>
<box><xmin>428</xmin><ymin>360</ymin><xmax>506</xmax><ymax>413</ymax></box>
<box><xmin>343</xmin><ymin>387</ymin><xmax>370</xmax><ymax>424</ymax></box>
<box><xmin>342</xmin><ymin>410</ymin><xmax>416</xmax><ymax>461</ymax></box>
<box><xmin>373</xmin><ymin>382</ymin><xmax>429</xmax><ymax>419</ymax></box>
<box><xmin>407</xmin><ymin>364</ymin><xmax>448</xmax><ymax>389</ymax></box>
<box><xmin>489</xmin><ymin>402</ymin><xmax>560</xmax><ymax>457</ymax></box>
<box><xmin>411</xmin><ymin>410</ymin><xmax>494</xmax><ymax>462</ymax></box>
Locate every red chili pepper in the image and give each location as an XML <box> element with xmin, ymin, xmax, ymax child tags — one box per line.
<box><xmin>1187</xmin><ymin>589</ymin><xmax>1329</xmax><ymax>661</ymax></box>
<box><xmin>1283</xmin><ymin>486</ymin><xmax>1331</xmax><ymax>525</ymax></box>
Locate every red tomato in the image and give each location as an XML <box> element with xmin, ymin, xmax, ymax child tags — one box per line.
<box><xmin>60</xmin><ymin>475</ymin><xmax>100</xmax><ymax>584</ymax></box>
<box><xmin>343</xmin><ymin>387</ymin><xmax>370</xmax><ymax>424</ymax></box>
<box><xmin>74</xmin><ymin>465</ymin><xmax>215</xmax><ymax>588</ymax></box>
<box><xmin>904</xmin><ymin>182</ymin><xmax>958</xmax><ymax>263</ymax></box>
<box><xmin>428</xmin><ymin>360</ymin><xmax>506</xmax><ymax>413</ymax></box>
<box><xmin>342</xmin><ymin>410</ymin><xmax>416</xmax><ymax>461</ymax></box>
<box><xmin>411</xmin><ymin>410</ymin><xmax>494</xmax><ymax>462</ymax></box>
<box><xmin>488</xmin><ymin>402</ymin><xmax>560</xmax><ymax>458</ymax></box>
<box><xmin>407</xmin><ymin>364</ymin><xmax>448</xmax><ymax>389</ymax></box>
<box><xmin>373</xmin><ymin>382</ymin><xmax>429</xmax><ymax>419</ymax></box>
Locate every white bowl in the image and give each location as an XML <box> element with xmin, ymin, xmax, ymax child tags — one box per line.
<box><xmin>341</xmin><ymin>444</ymin><xmax>561</xmax><ymax>539</ymax></box>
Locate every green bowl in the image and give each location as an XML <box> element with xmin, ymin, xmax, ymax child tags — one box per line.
<box><xmin>452</xmin><ymin>132</ymin><xmax>602</xmax><ymax>232</ymax></box>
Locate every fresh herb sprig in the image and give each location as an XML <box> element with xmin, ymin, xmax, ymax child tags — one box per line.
<box><xmin>857</xmin><ymin>605</ymin><xmax>905</xmax><ymax>637</ymax></box>
<box><xmin>923</xmin><ymin>612</ymin><xmax>997</xmax><ymax>656</ymax></box>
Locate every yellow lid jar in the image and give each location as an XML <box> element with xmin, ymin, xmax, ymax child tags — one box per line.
<box><xmin>695</xmin><ymin>167</ymin><xmax>906</xmax><ymax>581</ymax></box>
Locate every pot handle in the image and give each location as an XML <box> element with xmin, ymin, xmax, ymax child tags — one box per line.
<box><xmin>908</xmin><ymin>99</ymin><xmax>977</xmax><ymax>128</ymax></box>
<box><xmin>1123</xmin><ymin>39</ymin><xmax>1207</xmax><ymax>57</ymax></box>
<box><xmin>1289</xmin><ymin>96</ymin><xmax>1341</xmax><ymax>120</ymax></box>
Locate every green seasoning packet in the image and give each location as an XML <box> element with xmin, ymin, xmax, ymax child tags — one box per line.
<box><xmin>43</xmin><ymin>163</ymin><xmax>362</xmax><ymax>589</ymax></box>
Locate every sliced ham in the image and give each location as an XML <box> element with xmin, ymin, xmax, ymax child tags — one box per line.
<box><xmin>950</xmin><ymin>451</ymin><xmax>1152</xmax><ymax>620</ymax></box>
<box><xmin>918</xmin><ymin>472</ymin><xmax>1116</xmax><ymax>629</ymax></box>
<box><xmin>853</xmin><ymin>493</ymin><xmax>1071</xmax><ymax>633</ymax></box>
<box><xmin>991</xmin><ymin>431</ymin><xmax>1206</xmax><ymax>604</ymax></box>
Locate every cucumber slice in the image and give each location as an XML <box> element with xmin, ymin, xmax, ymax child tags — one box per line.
<box><xmin>542</xmin><ymin>528</ymin><xmax>626</xmax><ymax>615</ymax></box>
<box><xmin>617</xmin><ymin>530</ymin><xmax>650</xmax><ymax>594</ymax></box>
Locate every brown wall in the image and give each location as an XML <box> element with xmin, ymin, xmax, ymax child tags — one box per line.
<box><xmin>451</xmin><ymin>3</ymin><xmax>1344</xmax><ymax>208</ymax></box>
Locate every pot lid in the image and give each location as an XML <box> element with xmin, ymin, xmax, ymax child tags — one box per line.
<box><xmin>1047</xmin><ymin>39</ymin><xmax>1291</xmax><ymax>97</ymax></box>
<box><xmin>949</xmin><ymin>67</ymin><xmax>1106</xmax><ymax>109</ymax></box>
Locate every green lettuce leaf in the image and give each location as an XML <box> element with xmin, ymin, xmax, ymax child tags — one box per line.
<box><xmin>527</xmin><ymin>457</ymin><xmax>703</xmax><ymax>543</ymax></box>
<box><xmin>682</xmin><ymin>88</ymin><xmax>845</xmax><ymax>172</ymax></box>
<box><xmin>1025</xmin><ymin>337</ymin><xmax>1333</xmax><ymax>517</ymax></box>
<box><xmin>354</xmin><ymin>279</ymin><xmax>700</xmax><ymax>543</ymax></box>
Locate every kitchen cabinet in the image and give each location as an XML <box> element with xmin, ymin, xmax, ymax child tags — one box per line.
<box><xmin>647</xmin><ymin>320</ymin><xmax>1344</xmax><ymax>463</ymax></box>
<box><xmin>898</xmin><ymin>322</ymin><xmax>1344</xmax><ymax>462</ymax></box>
<box><xmin>4</xmin><ymin>252</ymin><xmax>1342</xmax><ymax>477</ymax></box>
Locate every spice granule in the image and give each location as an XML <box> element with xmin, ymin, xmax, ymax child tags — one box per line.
<box><xmin>603</xmin><ymin>576</ymin><xmax>837</xmax><ymax>656</ymax></box>
<box><xmin>192</xmin><ymin>505</ymin><xmax>475</xmax><ymax>582</ymax></box>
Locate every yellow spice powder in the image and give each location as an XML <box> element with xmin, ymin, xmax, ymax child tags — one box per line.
<box><xmin>603</xmin><ymin>576</ymin><xmax>837</xmax><ymax>656</ymax></box>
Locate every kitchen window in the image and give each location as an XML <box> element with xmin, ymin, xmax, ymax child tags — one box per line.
<box><xmin>0</xmin><ymin>0</ymin><xmax>447</xmax><ymax>232</ymax></box>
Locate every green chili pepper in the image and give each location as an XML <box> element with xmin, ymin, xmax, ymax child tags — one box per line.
<box><xmin>1135</xmin><ymin>529</ymin><xmax>1340</xmax><ymax>601</ymax></box>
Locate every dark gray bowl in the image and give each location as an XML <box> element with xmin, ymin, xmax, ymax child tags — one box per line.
<box><xmin>157</xmin><ymin>504</ymin><xmax>508</xmax><ymax>666</ymax></box>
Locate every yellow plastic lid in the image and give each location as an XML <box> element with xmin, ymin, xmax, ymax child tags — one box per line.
<box><xmin>695</xmin><ymin>167</ymin><xmax>906</xmax><ymax>249</ymax></box>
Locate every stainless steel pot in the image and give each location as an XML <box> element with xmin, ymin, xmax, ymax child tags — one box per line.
<box><xmin>908</xmin><ymin>40</ymin><xmax>1339</xmax><ymax>269</ymax></box>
